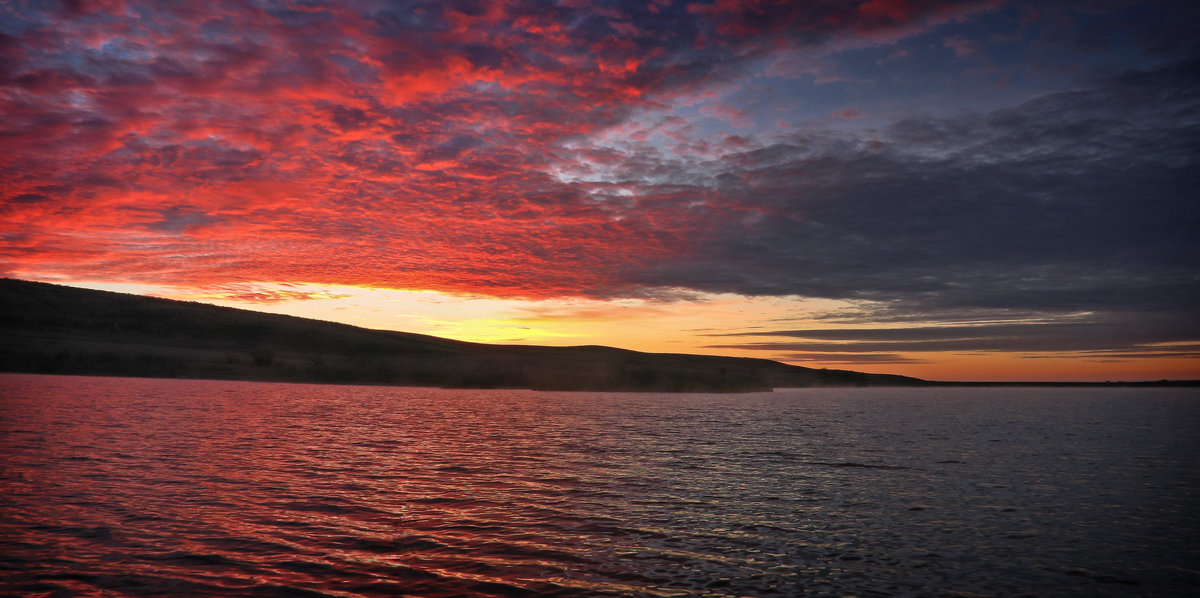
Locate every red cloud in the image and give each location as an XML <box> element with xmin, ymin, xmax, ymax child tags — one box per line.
<box><xmin>0</xmin><ymin>0</ymin><xmax>1005</xmax><ymax>299</ymax></box>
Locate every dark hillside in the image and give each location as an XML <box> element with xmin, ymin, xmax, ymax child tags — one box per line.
<box><xmin>0</xmin><ymin>278</ymin><xmax>926</xmax><ymax>391</ymax></box>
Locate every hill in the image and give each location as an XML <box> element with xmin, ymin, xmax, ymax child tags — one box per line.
<box><xmin>0</xmin><ymin>278</ymin><xmax>925</xmax><ymax>392</ymax></box>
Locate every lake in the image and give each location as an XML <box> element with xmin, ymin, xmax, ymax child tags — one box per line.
<box><xmin>1</xmin><ymin>374</ymin><xmax>1197</xmax><ymax>597</ymax></box>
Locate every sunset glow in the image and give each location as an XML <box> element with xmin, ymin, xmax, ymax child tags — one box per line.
<box><xmin>3</xmin><ymin>0</ymin><xmax>1198</xmax><ymax>381</ymax></box>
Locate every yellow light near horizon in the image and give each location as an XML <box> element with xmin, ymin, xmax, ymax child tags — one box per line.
<box><xmin>63</xmin><ymin>280</ymin><xmax>844</xmax><ymax>350</ymax></box>
<box><xmin>50</xmin><ymin>280</ymin><xmax>1200</xmax><ymax>382</ymax></box>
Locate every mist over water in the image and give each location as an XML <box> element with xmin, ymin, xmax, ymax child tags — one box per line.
<box><xmin>1</xmin><ymin>374</ymin><xmax>1198</xmax><ymax>597</ymax></box>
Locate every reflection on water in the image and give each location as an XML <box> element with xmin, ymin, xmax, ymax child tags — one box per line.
<box><xmin>1</xmin><ymin>374</ymin><xmax>1198</xmax><ymax>596</ymax></box>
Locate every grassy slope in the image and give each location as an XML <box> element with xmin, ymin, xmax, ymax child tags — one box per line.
<box><xmin>0</xmin><ymin>278</ymin><xmax>924</xmax><ymax>391</ymax></box>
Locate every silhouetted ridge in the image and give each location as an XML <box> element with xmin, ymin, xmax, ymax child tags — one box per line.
<box><xmin>0</xmin><ymin>278</ymin><xmax>925</xmax><ymax>391</ymax></box>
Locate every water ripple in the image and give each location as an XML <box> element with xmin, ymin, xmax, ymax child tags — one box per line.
<box><xmin>1</xmin><ymin>375</ymin><xmax>1198</xmax><ymax>596</ymax></box>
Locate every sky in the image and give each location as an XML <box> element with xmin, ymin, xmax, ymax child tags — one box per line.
<box><xmin>2</xmin><ymin>0</ymin><xmax>1198</xmax><ymax>382</ymax></box>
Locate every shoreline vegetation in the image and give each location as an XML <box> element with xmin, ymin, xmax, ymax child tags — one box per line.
<box><xmin>1</xmin><ymin>278</ymin><xmax>1195</xmax><ymax>392</ymax></box>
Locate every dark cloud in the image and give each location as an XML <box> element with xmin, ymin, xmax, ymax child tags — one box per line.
<box><xmin>621</xmin><ymin>59</ymin><xmax>1200</xmax><ymax>319</ymax></box>
<box><xmin>1</xmin><ymin>193</ymin><xmax>52</xmax><ymax>214</ymax></box>
<box><xmin>779</xmin><ymin>353</ymin><xmax>933</xmax><ymax>365</ymax></box>
<box><xmin>704</xmin><ymin>314</ymin><xmax>1200</xmax><ymax>356</ymax></box>
<box><xmin>421</xmin><ymin>134</ymin><xmax>488</xmax><ymax>162</ymax></box>
<box><xmin>143</xmin><ymin>205</ymin><xmax>221</xmax><ymax>234</ymax></box>
<box><xmin>7</xmin><ymin>193</ymin><xmax>50</xmax><ymax>204</ymax></box>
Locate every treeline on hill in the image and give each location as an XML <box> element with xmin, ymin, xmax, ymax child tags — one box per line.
<box><xmin>0</xmin><ymin>278</ymin><xmax>924</xmax><ymax>392</ymax></box>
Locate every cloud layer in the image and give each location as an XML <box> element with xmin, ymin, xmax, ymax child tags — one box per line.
<box><xmin>2</xmin><ymin>0</ymin><xmax>1198</xmax><ymax>367</ymax></box>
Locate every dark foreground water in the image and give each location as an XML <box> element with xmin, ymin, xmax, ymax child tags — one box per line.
<box><xmin>1</xmin><ymin>374</ymin><xmax>1198</xmax><ymax>597</ymax></box>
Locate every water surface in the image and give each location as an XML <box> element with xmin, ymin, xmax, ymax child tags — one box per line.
<box><xmin>2</xmin><ymin>374</ymin><xmax>1198</xmax><ymax>596</ymax></box>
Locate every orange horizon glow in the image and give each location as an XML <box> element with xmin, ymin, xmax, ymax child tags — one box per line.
<box><xmin>29</xmin><ymin>280</ymin><xmax>1197</xmax><ymax>383</ymax></box>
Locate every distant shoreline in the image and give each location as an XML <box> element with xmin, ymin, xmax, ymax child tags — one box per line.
<box><xmin>0</xmin><ymin>278</ymin><xmax>915</xmax><ymax>393</ymax></box>
<box><xmin>3</xmin><ymin>278</ymin><xmax>1196</xmax><ymax>392</ymax></box>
